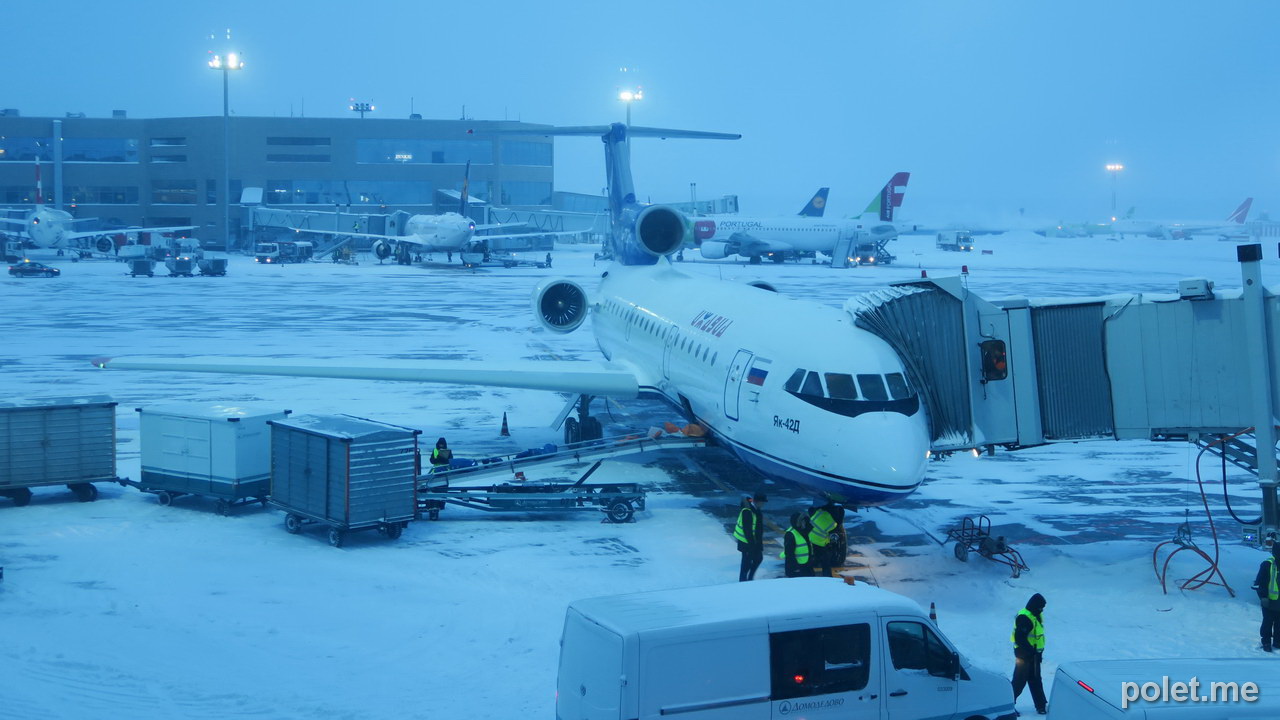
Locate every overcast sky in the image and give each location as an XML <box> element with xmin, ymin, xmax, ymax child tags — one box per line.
<box><xmin>4</xmin><ymin>0</ymin><xmax>1277</xmax><ymax>224</ymax></box>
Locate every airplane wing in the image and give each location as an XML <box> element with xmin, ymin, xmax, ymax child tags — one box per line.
<box><xmin>92</xmin><ymin>356</ymin><xmax>643</xmax><ymax>398</ymax></box>
<box><xmin>62</xmin><ymin>225</ymin><xmax>196</xmax><ymax>241</ymax></box>
<box><xmin>0</xmin><ymin>218</ymin><xmax>27</xmax><ymax>227</ymax></box>
<box><xmin>290</xmin><ymin>228</ymin><xmax>443</xmax><ymax>250</ymax></box>
<box><xmin>476</xmin><ymin>230</ymin><xmax>583</xmax><ymax>243</ymax></box>
<box><xmin>728</xmin><ymin>232</ymin><xmax>792</xmax><ymax>255</ymax></box>
<box><xmin>474</xmin><ymin>222</ymin><xmax>527</xmax><ymax>232</ymax></box>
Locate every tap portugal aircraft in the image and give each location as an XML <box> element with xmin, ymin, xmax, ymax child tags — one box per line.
<box><xmin>96</xmin><ymin>124</ymin><xmax>931</xmax><ymax>506</ymax></box>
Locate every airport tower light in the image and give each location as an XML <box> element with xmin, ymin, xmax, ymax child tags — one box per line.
<box><xmin>208</xmin><ymin>32</ymin><xmax>244</xmax><ymax>250</ymax></box>
<box><xmin>1106</xmin><ymin>163</ymin><xmax>1125</xmax><ymax>221</ymax></box>
<box><xmin>349</xmin><ymin>100</ymin><xmax>375</xmax><ymax>119</ymax></box>
<box><xmin>619</xmin><ymin>88</ymin><xmax>643</xmax><ymax>125</ymax></box>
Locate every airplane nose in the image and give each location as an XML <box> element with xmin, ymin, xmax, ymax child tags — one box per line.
<box><xmin>848</xmin><ymin>410</ymin><xmax>930</xmax><ymax>492</ymax></box>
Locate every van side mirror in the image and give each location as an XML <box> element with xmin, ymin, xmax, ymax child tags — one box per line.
<box><xmin>950</xmin><ymin>652</ymin><xmax>961</xmax><ymax>680</ymax></box>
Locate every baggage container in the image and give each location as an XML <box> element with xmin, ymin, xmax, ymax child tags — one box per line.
<box><xmin>269</xmin><ymin>415</ymin><xmax>419</xmax><ymax>547</ymax></box>
<box><xmin>197</xmin><ymin>258</ymin><xmax>227</xmax><ymax>276</ymax></box>
<box><xmin>0</xmin><ymin>395</ymin><xmax>119</xmax><ymax>505</ymax></box>
<box><xmin>128</xmin><ymin>258</ymin><xmax>155</xmax><ymax>277</ymax></box>
<box><xmin>128</xmin><ymin>403</ymin><xmax>291</xmax><ymax>514</ymax></box>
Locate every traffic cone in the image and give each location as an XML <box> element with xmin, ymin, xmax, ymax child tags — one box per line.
<box><xmin>929</xmin><ymin>602</ymin><xmax>938</xmax><ymax>623</ymax></box>
<box><xmin>500</xmin><ymin>412</ymin><xmax>510</xmax><ymax>437</ymax></box>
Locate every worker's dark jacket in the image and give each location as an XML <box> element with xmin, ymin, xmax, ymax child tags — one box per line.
<box><xmin>736</xmin><ymin>505</ymin><xmax>764</xmax><ymax>552</ymax></box>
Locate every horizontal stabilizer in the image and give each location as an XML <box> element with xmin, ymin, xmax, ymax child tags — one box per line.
<box><xmin>93</xmin><ymin>356</ymin><xmax>641</xmax><ymax>398</ymax></box>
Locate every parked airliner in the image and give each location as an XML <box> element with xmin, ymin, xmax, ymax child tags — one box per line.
<box><xmin>0</xmin><ymin>164</ymin><xmax>194</xmax><ymax>256</ymax></box>
<box><xmin>694</xmin><ymin>173</ymin><xmax>910</xmax><ymax>263</ymax></box>
<box><xmin>96</xmin><ymin>124</ymin><xmax>931</xmax><ymax>506</ymax></box>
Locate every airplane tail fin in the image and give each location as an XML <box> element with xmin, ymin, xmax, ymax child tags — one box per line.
<box><xmin>459</xmin><ymin>160</ymin><xmax>471</xmax><ymax>217</ymax></box>
<box><xmin>862</xmin><ymin>172</ymin><xmax>910</xmax><ymax>222</ymax></box>
<box><xmin>1227</xmin><ymin>198</ymin><xmax>1253</xmax><ymax>224</ymax></box>
<box><xmin>500</xmin><ymin>123</ymin><xmax>739</xmax><ymax>265</ymax></box>
<box><xmin>1124</xmin><ymin>206</ymin><xmax>1136</xmax><ymax>220</ymax></box>
<box><xmin>797</xmin><ymin>188</ymin><xmax>829</xmax><ymax>217</ymax></box>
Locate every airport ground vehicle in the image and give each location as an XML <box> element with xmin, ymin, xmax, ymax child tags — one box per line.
<box><xmin>254</xmin><ymin>240</ymin><xmax>313</xmax><ymax>264</ymax></box>
<box><xmin>8</xmin><ymin>260</ymin><xmax>59</xmax><ymax>277</ymax></box>
<box><xmin>854</xmin><ymin>239</ymin><xmax>895</xmax><ymax>265</ymax></box>
<box><xmin>557</xmin><ymin>578</ymin><xmax>1015</xmax><ymax>720</ymax></box>
<box><xmin>1048</xmin><ymin>658</ymin><xmax>1280</xmax><ymax>718</ymax></box>
<box><xmin>937</xmin><ymin>230</ymin><xmax>975</xmax><ymax>252</ymax></box>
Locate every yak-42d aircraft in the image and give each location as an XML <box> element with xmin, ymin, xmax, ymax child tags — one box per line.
<box><xmin>96</xmin><ymin>124</ymin><xmax>931</xmax><ymax>507</ymax></box>
<box><xmin>0</xmin><ymin>164</ymin><xmax>195</xmax><ymax>257</ymax></box>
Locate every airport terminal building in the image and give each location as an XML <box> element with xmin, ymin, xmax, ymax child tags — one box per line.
<box><xmin>0</xmin><ymin>110</ymin><xmax>554</xmax><ymax>248</ymax></box>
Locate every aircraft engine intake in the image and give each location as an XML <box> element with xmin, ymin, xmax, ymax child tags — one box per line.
<box><xmin>532</xmin><ymin>278</ymin><xmax>588</xmax><ymax>333</ymax></box>
<box><xmin>372</xmin><ymin>240</ymin><xmax>394</xmax><ymax>260</ymax></box>
<box><xmin>698</xmin><ymin>241</ymin><xmax>732</xmax><ymax>260</ymax></box>
<box><xmin>95</xmin><ymin>237</ymin><xmax>115</xmax><ymax>254</ymax></box>
<box><xmin>634</xmin><ymin>205</ymin><xmax>688</xmax><ymax>258</ymax></box>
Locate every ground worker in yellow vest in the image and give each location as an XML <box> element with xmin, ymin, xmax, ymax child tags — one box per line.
<box><xmin>781</xmin><ymin>512</ymin><xmax>814</xmax><ymax>578</ymax></box>
<box><xmin>733</xmin><ymin>491</ymin><xmax>767</xmax><ymax>582</ymax></box>
<box><xmin>1011</xmin><ymin>592</ymin><xmax>1048</xmax><ymax>715</ymax></box>
<box><xmin>807</xmin><ymin>501</ymin><xmax>839</xmax><ymax>578</ymax></box>
<box><xmin>1253</xmin><ymin>542</ymin><xmax>1280</xmax><ymax>652</ymax></box>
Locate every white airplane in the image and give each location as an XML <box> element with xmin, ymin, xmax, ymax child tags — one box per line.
<box><xmin>694</xmin><ymin>172</ymin><xmax>910</xmax><ymax>263</ymax></box>
<box><xmin>95</xmin><ymin>124</ymin><xmax>931</xmax><ymax>507</ymax></box>
<box><xmin>294</xmin><ymin>162</ymin><xmax>534</xmax><ymax>265</ymax></box>
<box><xmin>0</xmin><ymin>164</ymin><xmax>195</xmax><ymax>257</ymax></box>
<box><xmin>1112</xmin><ymin>198</ymin><xmax>1253</xmax><ymax>240</ymax></box>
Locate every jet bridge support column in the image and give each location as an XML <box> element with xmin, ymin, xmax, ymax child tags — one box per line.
<box><xmin>1239</xmin><ymin>243</ymin><xmax>1280</xmax><ymax>536</ymax></box>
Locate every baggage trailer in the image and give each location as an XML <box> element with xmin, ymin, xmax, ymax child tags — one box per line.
<box><xmin>0</xmin><ymin>396</ymin><xmax>121</xmax><ymax>506</ymax></box>
<box><xmin>165</xmin><ymin>255</ymin><xmax>196</xmax><ymax>277</ymax></box>
<box><xmin>197</xmin><ymin>258</ymin><xmax>227</xmax><ymax>276</ymax></box>
<box><xmin>419</xmin><ymin>459</ymin><xmax>646</xmax><ymax>522</ymax></box>
<box><xmin>128</xmin><ymin>258</ymin><xmax>155</xmax><ymax>277</ymax></box>
<box><xmin>121</xmin><ymin>403</ymin><xmax>291</xmax><ymax>514</ymax></box>
<box><xmin>269</xmin><ymin>415</ymin><xmax>420</xmax><ymax>547</ymax></box>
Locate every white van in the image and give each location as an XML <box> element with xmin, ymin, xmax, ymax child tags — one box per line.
<box><xmin>557</xmin><ymin>577</ymin><xmax>1015</xmax><ymax>719</ymax></box>
<box><xmin>1048</xmin><ymin>658</ymin><xmax>1280</xmax><ymax>718</ymax></box>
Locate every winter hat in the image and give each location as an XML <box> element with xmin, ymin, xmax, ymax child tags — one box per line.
<box><xmin>1027</xmin><ymin>593</ymin><xmax>1047</xmax><ymax>611</ymax></box>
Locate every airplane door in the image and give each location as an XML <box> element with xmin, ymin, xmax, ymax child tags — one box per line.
<box><xmin>662</xmin><ymin>325</ymin><xmax>679</xmax><ymax>380</ymax></box>
<box><xmin>724</xmin><ymin>350</ymin><xmax>753</xmax><ymax>421</ymax></box>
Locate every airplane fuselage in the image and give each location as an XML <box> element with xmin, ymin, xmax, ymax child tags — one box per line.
<box><xmin>19</xmin><ymin>206</ymin><xmax>77</xmax><ymax>249</ymax></box>
<box><xmin>693</xmin><ymin>216</ymin><xmax>896</xmax><ymax>258</ymax></box>
<box><xmin>402</xmin><ymin>212</ymin><xmax>475</xmax><ymax>252</ymax></box>
<box><xmin>591</xmin><ymin>260</ymin><xmax>930</xmax><ymax>504</ymax></box>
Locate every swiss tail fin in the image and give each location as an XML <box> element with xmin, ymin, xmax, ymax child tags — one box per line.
<box><xmin>862</xmin><ymin>172</ymin><xmax>910</xmax><ymax>222</ymax></box>
<box><xmin>1226</xmin><ymin>198</ymin><xmax>1252</xmax><ymax>224</ymax></box>
<box><xmin>797</xmin><ymin>188</ymin><xmax>829</xmax><ymax>217</ymax></box>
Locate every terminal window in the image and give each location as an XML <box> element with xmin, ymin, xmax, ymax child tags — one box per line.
<box><xmin>64</xmin><ymin>138</ymin><xmax>139</xmax><ymax>162</ymax></box>
<box><xmin>266</xmin><ymin>154</ymin><xmax>331</xmax><ymax>163</ymax></box>
<box><xmin>266</xmin><ymin>137</ymin><xmax>331</xmax><ymax>146</ymax></box>
<box><xmin>356</xmin><ymin>139</ymin><xmax>493</xmax><ymax>165</ymax></box>
<box><xmin>502</xmin><ymin>141</ymin><xmax>552</xmax><ymax>166</ymax></box>
<box><xmin>151</xmin><ymin>180</ymin><xmax>198</xmax><ymax>204</ymax></box>
<box><xmin>66</xmin><ymin>186</ymin><xmax>139</xmax><ymax>204</ymax></box>
<box><xmin>500</xmin><ymin>181</ymin><xmax>553</xmax><ymax>206</ymax></box>
<box><xmin>149</xmin><ymin>137</ymin><xmax>186</xmax><ymax>147</ymax></box>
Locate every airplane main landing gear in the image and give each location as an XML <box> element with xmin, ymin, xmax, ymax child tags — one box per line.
<box><xmin>563</xmin><ymin>395</ymin><xmax>604</xmax><ymax>444</ymax></box>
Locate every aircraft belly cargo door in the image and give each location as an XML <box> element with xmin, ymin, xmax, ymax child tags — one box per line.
<box><xmin>725</xmin><ymin>350</ymin><xmax>753</xmax><ymax>421</ymax></box>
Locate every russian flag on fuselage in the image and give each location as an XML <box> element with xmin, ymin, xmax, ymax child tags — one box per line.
<box><xmin>746</xmin><ymin>360</ymin><xmax>770</xmax><ymax>386</ymax></box>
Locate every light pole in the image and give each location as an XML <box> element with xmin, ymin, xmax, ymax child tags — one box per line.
<box><xmin>1105</xmin><ymin>163</ymin><xmax>1124</xmax><ymax>221</ymax></box>
<box><xmin>619</xmin><ymin>88</ymin><xmax>642</xmax><ymax>125</ymax></box>
<box><xmin>349</xmin><ymin>101</ymin><xmax>375</xmax><ymax>119</ymax></box>
<box><xmin>209</xmin><ymin>45</ymin><xmax>243</xmax><ymax>250</ymax></box>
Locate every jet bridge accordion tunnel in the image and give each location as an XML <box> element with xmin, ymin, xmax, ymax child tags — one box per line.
<box><xmin>848</xmin><ymin>246</ymin><xmax>1280</xmax><ymax>540</ymax></box>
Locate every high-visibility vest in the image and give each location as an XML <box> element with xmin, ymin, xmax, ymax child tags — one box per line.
<box><xmin>1010</xmin><ymin>609</ymin><xmax>1045</xmax><ymax>651</ymax></box>
<box><xmin>733</xmin><ymin>507</ymin><xmax>753</xmax><ymax>544</ymax></box>
<box><xmin>809</xmin><ymin>508</ymin><xmax>836</xmax><ymax>547</ymax></box>
<box><xmin>1266</xmin><ymin>557</ymin><xmax>1279</xmax><ymax>601</ymax></box>
<box><xmin>779</xmin><ymin>527</ymin><xmax>810</xmax><ymax>565</ymax></box>
<box><xmin>431</xmin><ymin>448</ymin><xmax>450</xmax><ymax>464</ymax></box>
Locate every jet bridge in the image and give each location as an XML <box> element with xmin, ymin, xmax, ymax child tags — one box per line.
<box><xmin>847</xmin><ymin>244</ymin><xmax>1280</xmax><ymax>536</ymax></box>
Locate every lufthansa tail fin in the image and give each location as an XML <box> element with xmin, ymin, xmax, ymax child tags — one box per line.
<box><xmin>1226</xmin><ymin>198</ymin><xmax>1253</xmax><ymax>224</ymax></box>
<box><xmin>862</xmin><ymin>172</ymin><xmax>910</xmax><ymax>222</ymax></box>
<box><xmin>797</xmin><ymin>188</ymin><xmax>829</xmax><ymax>217</ymax></box>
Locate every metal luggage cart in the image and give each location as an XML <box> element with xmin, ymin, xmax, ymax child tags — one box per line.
<box><xmin>418</xmin><ymin>460</ymin><xmax>646</xmax><ymax>523</ymax></box>
<box><xmin>128</xmin><ymin>258</ymin><xmax>155</xmax><ymax>277</ymax></box>
<box><xmin>944</xmin><ymin>514</ymin><xmax>1029</xmax><ymax>577</ymax></box>
<box><xmin>269</xmin><ymin>415</ymin><xmax>419</xmax><ymax>547</ymax></box>
<box><xmin>0</xmin><ymin>396</ymin><xmax>122</xmax><ymax>506</ymax></box>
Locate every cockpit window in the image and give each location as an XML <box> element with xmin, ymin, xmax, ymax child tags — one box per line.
<box><xmin>824</xmin><ymin>373</ymin><xmax>857</xmax><ymax>400</ymax></box>
<box><xmin>785</xmin><ymin>369</ymin><xmax>805</xmax><ymax>393</ymax></box>
<box><xmin>801</xmin><ymin>371</ymin><xmax>824</xmax><ymax>397</ymax></box>
<box><xmin>856</xmin><ymin>374</ymin><xmax>888</xmax><ymax>401</ymax></box>
<box><xmin>885</xmin><ymin>373</ymin><xmax>911</xmax><ymax>400</ymax></box>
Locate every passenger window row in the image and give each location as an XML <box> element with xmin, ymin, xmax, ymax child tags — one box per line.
<box><xmin>603</xmin><ymin>299</ymin><xmax>717</xmax><ymax>367</ymax></box>
<box><xmin>783</xmin><ymin>368</ymin><xmax>912</xmax><ymax>401</ymax></box>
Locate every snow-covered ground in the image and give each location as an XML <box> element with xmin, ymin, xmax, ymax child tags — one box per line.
<box><xmin>2</xmin><ymin>233</ymin><xmax>1277</xmax><ymax>718</ymax></box>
